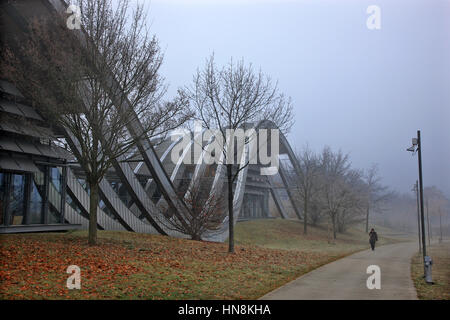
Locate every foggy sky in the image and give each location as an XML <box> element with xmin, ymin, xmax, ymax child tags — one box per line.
<box><xmin>147</xmin><ymin>0</ymin><xmax>450</xmax><ymax>196</ymax></box>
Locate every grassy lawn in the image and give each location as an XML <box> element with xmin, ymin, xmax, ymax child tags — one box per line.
<box><xmin>235</xmin><ymin>219</ymin><xmax>405</xmax><ymax>254</ymax></box>
<box><xmin>0</xmin><ymin>219</ymin><xmax>404</xmax><ymax>300</ymax></box>
<box><xmin>411</xmin><ymin>241</ymin><xmax>450</xmax><ymax>300</ymax></box>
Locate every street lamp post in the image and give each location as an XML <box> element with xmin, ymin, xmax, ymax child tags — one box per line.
<box><xmin>426</xmin><ymin>198</ymin><xmax>431</xmax><ymax>246</ymax></box>
<box><xmin>413</xmin><ymin>181</ymin><xmax>421</xmax><ymax>253</ymax></box>
<box><xmin>407</xmin><ymin>130</ymin><xmax>433</xmax><ymax>283</ymax></box>
<box><xmin>416</xmin><ymin>131</ymin><xmax>427</xmax><ymax>261</ymax></box>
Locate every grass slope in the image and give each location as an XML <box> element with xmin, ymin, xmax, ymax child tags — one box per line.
<box><xmin>0</xmin><ymin>219</ymin><xmax>404</xmax><ymax>300</ymax></box>
<box><xmin>411</xmin><ymin>241</ymin><xmax>450</xmax><ymax>300</ymax></box>
<box><xmin>235</xmin><ymin>219</ymin><xmax>405</xmax><ymax>253</ymax></box>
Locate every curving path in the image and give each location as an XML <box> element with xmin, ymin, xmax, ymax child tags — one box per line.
<box><xmin>260</xmin><ymin>241</ymin><xmax>418</xmax><ymax>300</ymax></box>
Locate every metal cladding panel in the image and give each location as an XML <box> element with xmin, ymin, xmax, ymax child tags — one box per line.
<box><xmin>280</xmin><ymin>133</ymin><xmax>302</xmax><ymax>174</ymax></box>
<box><xmin>0</xmin><ymin>137</ymin><xmax>22</xmax><ymax>153</ymax></box>
<box><xmin>0</xmin><ymin>80</ymin><xmax>25</xmax><ymax>99</ymax></box>
<box><xmin>110</xmin><ymin>156</ymin><xmax>169</xmax><ymax>234</ymax></box>
<box><xmin>268</xmin><ymin>177</ymin><xmax>289</xmax><ymax>219</ymax></box>
<box><xmin>277</xmin><ymin>162</ymin><xmax>302</xmax><ymax>220</ymax></box>
<box><xmin>131</xmin><ymin>126</ymin><xmax>192</xmax><ymax>227</ymax></box>
<box><xmin>0</xmin><ymin>99</ymin><xmax>24</xmax><ymax>117</ymax></box>
<box><xmin>134</xmin><ymin>136</ymin><xmax>182</xmax><ymax>199</ymax></box>
<box><xmin>202</xmin><ymin>140</ymin><xmax>249</xmax><ymax>242</ymax></box>
<box><xmin>16</xmin><ymin>103</ymin><xmax>43</xmax><ymax>121</ymax></box>
<box><xmin>64</xmin><ymin>204</ymin><xmax>89</xmax><ymax>228</ymax></box>
<box><xmin>34</xmin><ymin>144</ymin><xmax>54</xmax><ymax>157</ymax></box>
<box><xmin>184</xmin><ymin>135</ymin><xmax>215</xmax><ymax>200</ymax></box>
<box><xmin>168</xmin><ymin>131</ymin><xmax>204</xmax><ymax>186</ymax></box>
<box><xmin>26</xmin><ymin>126</ymin><xmax>54</xmax><ymax>139</ymax></box>
<box><xmin>0</xmin><ymin>135</ymin><xmax>69</xmax><ymax>160</ymax></box>
<box><xmin>0</xmin><ymin>99</ymin><xmax>43</xmax><ymax>121</ymax></box>
<box><xmin>0</xmin><ymin>155</ymin><xmax>39</xmax><ymax>172</ymax></box>
<box><xmin>98</xmin><ymin>178</ymin><xmax>158</xmax><ymax>234</ymax></box>
<box><xmin>0</xmin><ymin>119</ymin><xmax>24</xmax><ymax>136</ymax></box>
<box><xmin>35</xmin><ymin>143</ymin><xmax>71</xmax><ymax>159</ymax></box>
<box><xmin>0</xmin><ymin>156</ymin><xmax>21</xmax><ymax>171</ymax></box>
<box><xmin>64</xmin><ymin>129</ymin><xmax>156</xmax><ymax>233</ymax></box>
<box><xmin>65</xmin><ymin>168</ymin><xmax>126</xmax><ymax>231</ymax></box>
<box><xmin>16</xmin><ymin>158</ymin><xmax>39</xmax><ymax>172</ymax></box>
<box><xmin>128</xmin><ymin>136</ymin><xmax>186</xmax><ymax>235</ymax></box>
<box><xmin>16</xmin><ymin>140</ymin><xmax>41</xmax><ymax>155</ymax></box>
<box><xmin>0</xmin><ymin>116</ymin><xmax>53</xmax><ymax>139</ymax></box>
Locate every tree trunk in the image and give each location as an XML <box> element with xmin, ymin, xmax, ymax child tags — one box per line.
<box><xmin>227</xmin><ymin>164</ymin><xmax>234</xmax><ymax>254</ymax></box>
<box><xmin>327</xmin><ymin>216</ymin><xmax>331</xmax><ymax>244</ymax></box>
<box><xmin>303</xmin><ymin>200</ymin><xmax>307</xmax><ymax>234</ymax></box>
<box><xmin>332</xmin><ymin>213</ymin><xmax>337</xmax><ymax>240</ymax></box>
<box><xmin>191</xmin><ymin>234</ymin><xmax>201</xmax><ymax>241</ymax></box>
<box><xmin>338</xmin><ymin>219</ymin><xmax>345</xmax><ymax>233</ymax></box>
<box><xmin>338</xmin><ymin>210</ymin><xmax>345</xmax><ymax>233</ymax></box>
<box><xmin>88</xmin><ymin>181</ymin><xmax>99</xmax><ymax>246</ymax></box>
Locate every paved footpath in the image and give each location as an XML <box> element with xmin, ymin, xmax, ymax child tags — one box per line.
<box><xmin>261</xmin><ymin>242</ymin><xmax>418</xmax><ymax>300</ymax></box>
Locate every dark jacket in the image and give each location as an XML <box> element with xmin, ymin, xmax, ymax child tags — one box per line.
<box><xmin>369</xmin><ymin>231</ymin><xmax>378</xmax><ymax>243</ymax></box>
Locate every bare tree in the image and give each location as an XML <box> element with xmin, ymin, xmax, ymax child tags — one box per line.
<box><xmin>307</xmin><ymin>196</ymin><xmax>324</xmax><ymax>226</ymax></box>
<box><xmin>335</xmin><ymin>169</ymin><xmax>365</xmax><ymax>233</ymax></box>
<box><xmin>289</xmin><ymin>148</ymin><xmax>367</xmax><ymax>234</ymax></box>
<box><xmin>422</xmin><ymin>186</ymin><xmax>450</xmax><ymax>238</ymax></box>
<box><xmin>2</xmin><ymin>0</ymin><xmax>191</xmax><ymax>245</ymax></box>
<box><xmin>184</xmin><ymin>55</ymin><xmax>293</xmax><ymax>252</ymax></box>
<box><xmin>292</xmin><ymin>146</ymin><xmax>320</xmax><ymax>234</ymax></box>
<box><xmin>157</xmin><ymin>177</ymin><xmax>225</xmax><ymax>241</ymax></box>
<box><xmin>317</xmin><ymin>146</ymin><xmax>351</xmax><ymax>240</ymax></box>
<box><xmin>363</xmin><ymin>164</ymin><xmax>391</xmax><ymax>233</ymax></box>
<box><xmin>289</xmin><ymin>147</ymin><xmax>389</xmax><ymax>236</ymax></box>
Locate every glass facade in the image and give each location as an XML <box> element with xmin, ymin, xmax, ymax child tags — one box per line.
<box><xmin>29</xmin><ymin>174</ymin><xmax>44</xmax><ymax>224</ymax></box>
<box><xmin>0</xmin><ymin>164</ymin><xmax>67</xmax><ymax>228</ymax></box>
<box><xmin>9</xmin><ymin>174</ymin><xmax>25</xmax><ymax>225</ymax></box>
<box><xmin>107</xmin><ymin>178</ymin><xmax>143</xmax><ymax>220</ymax></box>
<box><xmin>0</xmin><ymin>173</ymin><xmax>5</xmax><ymax>225</ymax></box>
<box><xmin>48</xmin><ymin>166</ymin><xmax>63</xmax><ymax>223</ymax></box>
<box><xmin>241</xmin><ymin>193</ymin><xmax>268</xmax><ymax>219</ymax></box>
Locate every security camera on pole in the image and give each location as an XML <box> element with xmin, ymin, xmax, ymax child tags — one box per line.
<box><xmin>406</xmin><ymin>130</ymin><xmax>433</xmax><ymax>284</ymax></box>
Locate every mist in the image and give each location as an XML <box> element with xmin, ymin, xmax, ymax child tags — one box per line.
<box><xmin>147</xmin><ymin>0</ymin><xmax>450</xmax><ymax>199</ymax></box>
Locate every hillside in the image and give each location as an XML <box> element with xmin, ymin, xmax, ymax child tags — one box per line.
<box><xmin>235</xmin><ymin>218</ymin><xmax>410</xmax><ymax>254</ymax></box>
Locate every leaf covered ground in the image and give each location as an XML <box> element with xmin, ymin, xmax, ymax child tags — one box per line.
<box><xmin>0</xmin><ymin>219</ymin><xmax>403</xmax><ymax>299</ymax></box>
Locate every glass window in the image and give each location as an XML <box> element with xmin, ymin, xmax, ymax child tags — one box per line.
<box><xmin>77</xmin><ymin>178</ymin><xmax>88</xmax><ymax>192</ymax></box>
<box><xmin>51</xmin><ymin>167</ymin><xmax>61</xmax><ymax>192</ymax></box>
<box><xmin>0</xmin><ymin>172</ymin><xmax>6</xmax><ymax>225</ymax></box>
<box><xmin>9</xmin><ymin>174</ymin><xmax>25</xmax><ymax>225</ymax></box>
<box><xmin>48</xmin><ymin>206</ymin><xmax>61</xmax><ymax>224</ymax></box>
<box><xmin>99</xmin><ymin>200</ymin><xmax>118</xmax><ymax>221</ymax></box>
<box><xmin>28</xmin><ymin>177</ymin><xmax>44</xmax><ymax>224</ymax></box>
<box><xmin>1</xmin><ymin>164</ymin><xmax>67</xmax><ymax>227</ymax></box>
<box><xmin>48</xmin><ymin>167</ymin><xmax>63</xmax><ymax>223</ymax></box>
<box><xmin>49</xmin><ymin>166</ymin><xmax>62</xmax><ymax>212</ymax></box>
<box><xmin>67</xmin><ymin>192</ymin><xmax>82</xmax><ymax>214</ymax></box>
<box><xmin>116</xmin><ymin>182</ymin><xmax>133</xmax><ymax>207</ymax></box>
<box><xmin>34</xmin><ymin>166</ymin><xmax>45</xmax><ymax>194</ymax></box>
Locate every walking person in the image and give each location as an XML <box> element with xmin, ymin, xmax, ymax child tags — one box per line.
<box><xmin>369</xmin><ymin>228</ymin><xmax>378</xmax><ymax>251</ymax></box>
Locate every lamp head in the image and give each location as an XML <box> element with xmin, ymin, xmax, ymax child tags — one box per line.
<box><xmin>406</xmin><ymin>146</ymin><xmax>416</xmax><ymax>152</ymax></box>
